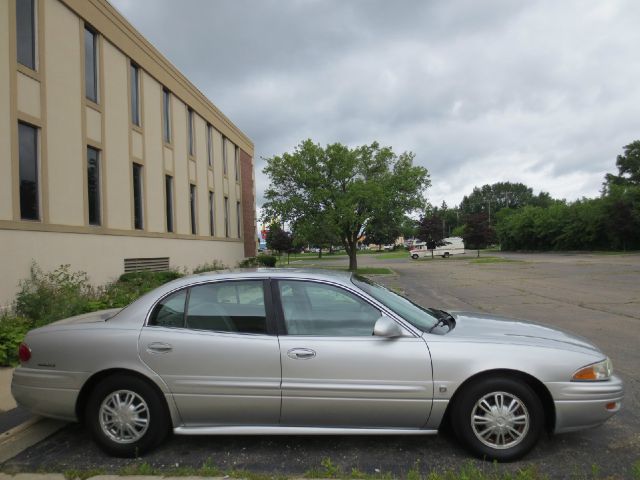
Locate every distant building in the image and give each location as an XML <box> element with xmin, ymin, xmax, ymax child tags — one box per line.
<box><xmin>0</xmin><ymin>0</ymin><xmax>257</xmax><ymax>305</ymax></box>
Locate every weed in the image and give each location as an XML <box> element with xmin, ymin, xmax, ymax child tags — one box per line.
<box><xmin>193</xmin><ymin>259</ymin><xmax>227</xmax><ymax>274</ymax></box>
<box><xmin>0</xmin><ymin>313</ymin><xmax>29</xmax><ymax>366</ymax></box>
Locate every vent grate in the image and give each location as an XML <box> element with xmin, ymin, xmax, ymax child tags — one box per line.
<box><xmin>124</xmin><ymin>257</ymin><xmax>170</xmax><ymax>273</ymax></box>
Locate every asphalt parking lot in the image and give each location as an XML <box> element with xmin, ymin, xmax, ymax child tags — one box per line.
<box><xmin>2</xmin><ymin>252</ymin><xmax>639</xmax><ymax>478</ymax></box>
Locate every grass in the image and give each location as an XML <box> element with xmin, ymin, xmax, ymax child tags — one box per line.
<box><xmin>46</xmin><ymin>457</ymin><xmax>640</xmax><ymax>480</ymax></box>
<box><xmin>470</xmin><ymin>257</ymin><xmax>521</xmax><ymax>264</ymax></box>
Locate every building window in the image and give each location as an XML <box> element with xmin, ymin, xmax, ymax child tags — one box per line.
<box><xmin>165</xmin><ymin>175</ymin><xmax>174</xmax><ymax>233</ymax></box>
<box><xmin>87</xmin><ymin>147</ymin><xmax>101</xmax><ymax>226</ymax></box>
<box><xmin>234</xmin><ymin>146</ymin><xmax>240</xmax><ymax>182</ymax></box>
<box><xmin>207</xmin><ymin>124</ymin><xmax>213</xmax><ymax>166</ymax></box>
<box><xmin>130</xmin><ymin>63</ymin><xmax>140</xmax><ymax>126</ymax></box>
<box><xmin>18</xmin><ymin>122</ymin><xmax>39</xmax><ymax>220</ymax></box>
<box><xmin>187</xmin><ymin>108</ymin><xmax>194</xmax><ymax>156</ymax></box>
<box><xmin>84</xmin><ymin>27</ymin><xmax>98</xmax><ymax>103</ymax></box>
<box><xmin>236</xmin><ymin>201</ymin><xmax>241</xmax><ymax>238</ymax></box>
<box><xmin>222</xmin><ymin>136</ymin><xmax>228</xmax><ymax>175</ymax></box>
<box><xmin>209</xmin><ymin>191</ymin><xmax>215</xmax><ymax>236</ymax></box>
<box><xmin>132</xmin><ymin>163</ymin><xmax>143</xmax><ymax>229</ymax></box>
<box><xmin>162</xmin><ymin>89</ymin><xmax>171</xmax><ymax>143</ymax></box>
<box><xmin>16</xmin><ymin>0</ymin><xmax>36</xmax><ymax>70</ymax></box>
<box><xmin>224</xmin><ymin>196</ymin><xmax>229</xmax><ymax>238</ymax></box>
<box><xmin>190</xmin><ymin>184</ymin><xmax>197</xmax><ymax>235</ymax></box>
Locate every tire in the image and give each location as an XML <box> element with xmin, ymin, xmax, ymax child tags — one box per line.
<box><xmin>411</xmin><ymin>254</ymin><xmax>419</xmax><ymax>260</ymax></box>
<box><xmin>85</xmin><ymin>374</ymin><xmax>170</xmax><ymax>457</ymax></box>
<box><xmin>450</xmin><ymin>377</ymin><xmax>544</xmax><ymax>462</ymax></box>
<box><xmin>443</xmin><ymin>252</ymin><xmax>450</xmax><ymax>258</ymax></box>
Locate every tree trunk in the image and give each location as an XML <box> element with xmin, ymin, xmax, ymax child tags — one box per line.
<box><xmin>348</xmin><ymin>248</ymin><xmax>358</xmax><ymax>271</ymax></box>
<box><xmin>318</xmin><ymin>249</ymin><xmax>322</xmax><ymax>259</ymax></box>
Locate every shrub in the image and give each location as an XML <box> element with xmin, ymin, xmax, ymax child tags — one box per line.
<box><xmin>15</xmin><ymin>263</ymin><xmax>96</xmax><ymax>328</ymax></box>
<box><xmin>192</xmin><ymin>260</ymin><xmax>226</xmax><ymax>274</ymax></box>
<box><xmin>237</xmin><ymin>257</ymin><xmax>258</xmax><ymax>267</ymax></box>
<box><xmin>257</xmin><ymin>254</ymin><xmax>277</xmax><ymax>267</ymax></box>
<box><xmin>0</xmin><ymin>313</ymin><xmax>30</xmax><ymax>366</ymax></box>
<box><xmin>237</xmin><ymin>255</ymin><xmax>277</xmax><ymax>268</ymax></box>
<box><xmin>98</xmin><ymin>270</ymin><xmax>184</xmax><ymax>309</ymax></box>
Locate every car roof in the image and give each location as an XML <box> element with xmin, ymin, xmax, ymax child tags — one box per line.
<box><xmin>108</xmin><ymin>268</ymin><xmax>357</xmax><ymax>326</ymax></box>
<box><xmin>188</xmin><ymin>268</ymin><xmax>354</xmax><ymax>285</ymax></box>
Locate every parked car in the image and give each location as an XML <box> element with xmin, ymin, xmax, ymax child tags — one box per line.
<box><xmin>410</xmin><ymin>237</ymin><xmax>465</xmax><ymax>259</ymax></box>
<box><xmin>12</xmin><ymin>269</ymin><xmax>623</xmax><ymax>460</ymax></box>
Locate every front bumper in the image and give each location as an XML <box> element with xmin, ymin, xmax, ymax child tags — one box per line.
<box><xmin>546</xmin><ymin>375</ymin><xmax>624</xmax><ymax>433</ymax></box>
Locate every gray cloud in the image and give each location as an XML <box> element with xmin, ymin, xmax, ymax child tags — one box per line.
<box><xmin>111</xmin><ymin>0</ymin><xmax>640</xmax><ymax>209</ymax></box>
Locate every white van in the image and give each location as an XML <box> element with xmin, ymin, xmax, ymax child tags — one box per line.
<box><xmin>409</xmin><ymin>237</ymin><xmax>465</xmax><ymax>259</ymax></box>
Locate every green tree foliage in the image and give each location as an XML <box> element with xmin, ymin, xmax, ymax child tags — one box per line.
<box><xmin>399</xmin><ymin>215</ymin><xmax>419</xmax><ymax>239</ymax></box>
<box><xmin>292</xmin><ymin>214</ymin><xmax>340</xmax><ymax>257</ymax></box>
<box><xmin>459</xmin><ymin>182</ymin><xmax>552</xmax><ymax>222</ymax></box>
<box><xmin>494</xmin><ymin>141</ymin><xmax>640</xmax><ymax>251</ymax></box>
<box><xmin>604</xmin><ymin>140</ymin><xmax>640</xmax><ymax>190</ymax></box>
<box><xmin>364</xmin><ymin>215</ymin><xmax>401</xmax><ymax>249</ymax></box>
<box><xmin>262</xmin><ymin>139</ymin><xmax>430</xmax><ymax>270</ymax></box>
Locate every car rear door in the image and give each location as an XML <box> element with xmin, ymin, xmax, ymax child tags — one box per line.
<box><xmin>274</xmin><ymin>279</ymin><xmax>433</xmax><ymax>428</ymax></box>
<box><xmin>138</xmin><ymin>278</ymin><xmax>281</xmax><ymax>426</ymax></box>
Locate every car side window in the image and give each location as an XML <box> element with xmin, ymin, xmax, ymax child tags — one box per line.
<box><xmin>186</xmin><ymin>280</ymin><xmax>267</xmax><ymax>334</ymax></box>
<box><xmin>148</xmin><ymin>289</ymin><xmax>187</xmax><ymax>328</ymax></box>
<box><xmin>278</xmin><ymin>280</ymin><xmax>380</xmax><ymax>336</ymax></box>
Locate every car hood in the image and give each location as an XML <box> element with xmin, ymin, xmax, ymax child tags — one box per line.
<box><xmin>444</xmin><ymin>311</ymin><xmax>601</xmax><ymax>354</ymax></box>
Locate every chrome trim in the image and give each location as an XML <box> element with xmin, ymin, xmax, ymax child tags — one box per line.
<box><xmin>174</xmin><ymin>425</ymin><xmax>438</xmax><ymax>435</ymax></box>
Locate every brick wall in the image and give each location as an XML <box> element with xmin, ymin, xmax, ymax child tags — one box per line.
<box><xmin>240</xmin><ymin>149</ymin><xmax>257</xmax><ymax>258</ymax></box>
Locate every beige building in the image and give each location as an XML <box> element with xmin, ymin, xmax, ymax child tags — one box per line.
<box><xmin>0</xmin><ymin>0</ymin><xmax>257</xmax><ymax>306</ymax></box>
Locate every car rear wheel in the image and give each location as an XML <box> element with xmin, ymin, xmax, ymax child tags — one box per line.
<box><xmin>451</xmin><ymin>377</ymin><xmax>544</xmax><ymax>461</ymax></box>
<box><xmin>443</xmin><ymin>252</ymin><xmax>450</xmax><ymax>258</ymax></box>
<box><xmin>85</xmin><ymin>374</ymin><xmax>169</xmax><ymax>457</ymax></box>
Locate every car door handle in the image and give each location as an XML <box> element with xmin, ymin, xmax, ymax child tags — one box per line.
<box><xmin>287</xmin><ymin>348</ymin><xmax>316</xmax><ymax>360</ymax></box>
<box><xmin>146</xmin><ymin>342</ymin><xmax>173</xmax><ymax>354</ymax></box>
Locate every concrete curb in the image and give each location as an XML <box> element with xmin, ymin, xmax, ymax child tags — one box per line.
<box><xmin>0</xmin><ymin>417</ymin><xmax>67</xmax><ymax>464</ymax></box>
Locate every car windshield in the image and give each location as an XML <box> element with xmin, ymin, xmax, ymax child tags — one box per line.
<box><xmin>352</xmin><ymin>275</ymin><xmax>438</xmax><ymax>332</ymax></box>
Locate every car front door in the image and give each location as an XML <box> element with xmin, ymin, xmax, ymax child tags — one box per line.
<box><xmin>138</xmin><ymin>279</ymin><xmax>281</xmax><ymax>426</ymax></box>
<box><xmin>275</xmin><ymin>279</ymin><xmax>433</xmax><ymax>428</ymax></box>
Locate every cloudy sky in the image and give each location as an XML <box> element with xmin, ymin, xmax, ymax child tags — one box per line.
<box><xmin>111</xmin><ymin>0</ymin><xmax>640</xmax><ymax>209</ymax></box>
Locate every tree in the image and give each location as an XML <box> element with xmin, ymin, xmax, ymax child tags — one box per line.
<box><xmin>265</xmin><ymin>223</ymin><xmax>292</xmax><ymax>256</ymax></box>
<box><xmin>459</xmin><ymin>182</ymin><xmax>537</xmax><ymax>221</ymax></box>
<box><xmin>417</xmin><ymin>207</ymin><xmax>444</xmax><ymax>244</ymax></box>
<box><xmin>364</xmin><ymin>215</ymin><xmax>400</xmax><ymax>249</ymax></box>
<box><xmin>292</xmin><ymin>214</ymin><xmax>340</xmax><ymax>258</ymax></box>
<box><xmin>463</xmin><ymin>212</ymin><xmax>495</xmax><ymax>249</ymax></box>
<box><xmin>604</xmin><ymin>140</ymin><xmax>640</xmax><ymax>192</ymax></box>
<box><xmin>262</xmin><ymin>140</ymin><xmax>430</xmax><ymax>270</ymax></box>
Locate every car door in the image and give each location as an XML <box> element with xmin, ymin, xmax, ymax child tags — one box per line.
<box><xmin>138</xmin><ymin>279</ymin><xmax>281</xmax><ymax>426</ymax></box>
<box><xmin>275</xmin><ymin>279</ymin><xmax>433</xmax><ymax>428</ymax></box>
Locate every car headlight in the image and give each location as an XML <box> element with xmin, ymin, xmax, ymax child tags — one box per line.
<box><xmin>572</xmin><ymin>358</ymin><xmax>613</xmax><ymax>381</ymax></box>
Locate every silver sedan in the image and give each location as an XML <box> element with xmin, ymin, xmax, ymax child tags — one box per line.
<box><xmin>11</xmin><ymin>269</ymin><xmax>623</xmax><ymax>461</ymax></box>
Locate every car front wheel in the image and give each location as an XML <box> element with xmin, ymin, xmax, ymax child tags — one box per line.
<box><xmin>85</xmin><ymin>374</ymin><xmax>169</xmax><ymax>457</ymax></box>
<box><xmin>451</xmin><ymin>377</ymin><xmax>544</xmax><ymax>461</ymax></box>
<box><xmin>411</xmin><ymin>254</ymin><xmax>419</xmax><ymax>259</ymax></box>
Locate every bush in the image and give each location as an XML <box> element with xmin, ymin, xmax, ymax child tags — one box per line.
<box><xmin>192</xmin><ymin>260</ymin><xmax>226</xmax><ymax>274</ymax></box>
<box><xmin>98</xmin><ymin>270</ymin><xmax>184</xmax><ymax>309</ymax></box>
<box><xmin>257</xmin><ymin>254</ymin><xmax>277</xmax><ymax>267</ymax></box>
<box><xmin>0</xmin><ymin>314</ymin><xmax>30</xmax><ymax>366</ymax></box>
<box><xmin>238</xmin><ymin>255</ymin><xmax>277</xmax><ymax>268</ymax></box>
<box><xmin>15</xmin><ymin>263</ymin><xmax>97</xmax><ymax>328</ymax></box>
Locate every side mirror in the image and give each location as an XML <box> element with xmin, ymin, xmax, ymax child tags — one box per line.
<box><xmin>373</xmin><ymin>315</ymin><xmax>404</xmax><ymax>338</ymax></box>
